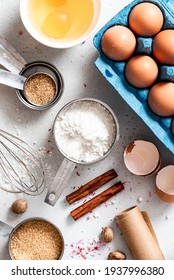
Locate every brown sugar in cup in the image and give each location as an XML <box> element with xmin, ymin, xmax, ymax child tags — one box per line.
<box><xmin>24</xmin><ymin>73</ymin><xmax>57</xmax><ymax>106</ymax></box>
<box><xmin>16</xmin><ymin>61</ymin><xmax>64</xmax><ymax>110</ymax></box>
<box><xmin>9</xmin><ymin>218</ymin><xmax>64</xmax><ymax>260</ymax></box>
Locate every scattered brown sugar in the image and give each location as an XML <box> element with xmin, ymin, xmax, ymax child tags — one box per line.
<box><xmin>10</xmin><ymin>219</ymin><xmax>63</xmax><ymax>260</ymax></box>
<box><xmin>25</xmin><ymin>73</ymin><xmax>56</xmax><ymax>105</ymax></box>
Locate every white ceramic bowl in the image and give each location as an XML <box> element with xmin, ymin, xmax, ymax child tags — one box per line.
<box><xmin>20</xmin><ymin>0</ymin><xmax>101</xmax><ymax>48</ymax></box>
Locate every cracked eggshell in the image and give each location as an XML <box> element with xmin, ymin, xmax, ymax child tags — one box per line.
<box><xmin>156</xmin><ymin>165</ymin><xmax>174</xmax><ymax>203</ymax></box>
<box><xmin>124</xmin><ymin>140</ymin><xmax>160</xmax><ymax>176</ymax></box>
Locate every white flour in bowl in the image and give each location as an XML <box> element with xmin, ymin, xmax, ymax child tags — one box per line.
<box><xmin>54</xmin><ymin>100</ymin><xmax>117</xmax><ymax>163</ymax></box>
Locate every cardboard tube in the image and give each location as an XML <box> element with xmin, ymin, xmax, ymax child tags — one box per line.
<box><xmin>141</xmin><ymin>211</ymin><xmax>159</xmax><ymax>245</ymax></box>
<box><xmin>116</xmin><ymin>206</ymin><xmax>164</xmax><ymax>260</ymax></box>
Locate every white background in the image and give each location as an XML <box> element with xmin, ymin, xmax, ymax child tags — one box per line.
<box><xmin>0</xmin><ymin>0</ymin><xmax>173</xmax><ymax>260</ymax></box>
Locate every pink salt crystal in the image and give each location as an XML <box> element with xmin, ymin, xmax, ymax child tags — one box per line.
<box><xmin>104</xmin><ymin>202</ymin><xmax>108</xmax><ymax>207</ymax></box>
<box><xmin>67</xmin><ymin>239</ymin><xmax>107</xmax><ymax>259</ymax></box>
<box><xmin>123</xmin><ymin>181</ymin><xmax>131</xmax><ymax>186</ymax></box>
<box><xmin>137</xmin><ymin>196</ymin><xmax>144</xmax><ymax>202</ymax></box>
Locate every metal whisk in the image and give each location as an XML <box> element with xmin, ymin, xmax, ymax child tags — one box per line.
<box><xmin>0</xmin><ymin>129</ymin><xmax>45</xmax><ymax>195</ymax></box>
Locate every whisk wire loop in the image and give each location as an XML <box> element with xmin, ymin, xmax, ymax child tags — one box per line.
<box><xmin>0</xmin><ymin>129</ymin><xmax>45</xmax><ymax>195</ymax></box>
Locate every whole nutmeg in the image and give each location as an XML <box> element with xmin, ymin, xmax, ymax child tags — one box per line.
<box><xmin>101</xmin><ymin>227</ymin><xmax>114</xmax><ymax>243</ymax></box>
<box><xmin>11</xmin><ymin>199</ymin><xmax>28</xmax><ymax>214</ymax></box>
<box><xmin>108</xmin><ymin>251</ymin><xmax>126</xmax><ymax>260</ymax></box>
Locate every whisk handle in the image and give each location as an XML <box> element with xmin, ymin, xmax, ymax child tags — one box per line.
<box><xmin>44</xmin><ymin>158</ymin><xmax>76</xmax><ymax>206</ymax></box>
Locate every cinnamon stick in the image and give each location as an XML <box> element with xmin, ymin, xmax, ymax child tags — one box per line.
<box><xmin>70</xmin><ymin>181</ymin><xmax>124</xmax><ymax>220</ymax></box>
<box><xmin>66</xmin><ymin>169</ymin><xmax>117</xmax><ymax>204</ymax></box>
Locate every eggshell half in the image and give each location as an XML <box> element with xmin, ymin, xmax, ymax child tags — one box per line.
<box><xmin>147</xmin><ymin>157</ymin><xmax>161</xmax><ymax>176</ymax></box>
<box><xmin>124</xmin><ymin>140</ymin><xmax>160</xmax><ymax>176</ymax></box>
<box><xmin>148</xmin><ymin>82</ymin><xmax>174</xmax><ymax>117</ymax></box>
<box><xmin>129</xmin><ymin>2</ymin><xmax>164</xmax><ymax>37</ymax></box>
<box><xmin>156</xmin><ymin>165</ymin><xmax>174</xmax><ymax>203</ymax></box>
<box><xmin>101</xmin><ymin>25</ymin><xmax>136</xmax><ymax>61</ymax></box>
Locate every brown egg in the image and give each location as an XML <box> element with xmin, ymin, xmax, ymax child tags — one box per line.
<box><xmin>148</xmin><ymin>82</ymin><xmax>174</xmax><ymax>116</ymax></box>
<box><xmin>171</xmin><ymin>118</ymin><xmax>174</xmax><ymax>136</ymax></box>
<box><xmin>125</xmin><ymin>55</ymin><xmax>158</xmax><ymax>88</ymax></box>
<box><xmin>153</xmin><ymin>30</ymin><xmax>174</xmax><ymax>65</ymax></box>
<box><xmin>129</xmin><ymin>3</ymin><xmax>164</xmax><ymax>37</ymax></box>
<box><xmin>101</xmin><ymin>25</ymin><xmax>136</xmax><ymax>61</ymax></box>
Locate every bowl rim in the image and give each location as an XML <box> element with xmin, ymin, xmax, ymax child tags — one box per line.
<box><xmin>19</xmin><ymin>0</ymin><xmax>102</xmax><ymax>48</ymax></box>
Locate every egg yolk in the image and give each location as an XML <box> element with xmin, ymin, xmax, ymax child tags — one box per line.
<box><xmin>46</xmin><ymin>0</ymin><xmax>66</xmax><ymax>6</ymax></box>
<box><xmin>43</xmin><ymin>10</ymin><xmax>71</xmax><ymax>38</ymax></box>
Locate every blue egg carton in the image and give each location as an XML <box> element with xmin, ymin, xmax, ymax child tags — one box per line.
<box><xmin>93</xmin><ymin>0</ymin><xmax>174</xmax><ymax>154</ymax></box>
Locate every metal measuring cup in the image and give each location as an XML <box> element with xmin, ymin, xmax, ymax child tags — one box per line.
<box><xmin>0</xmin><ymin>36</ymin><xmax>63</xmax><ymax>110</ymax></box>
<box><xmin>45</xmin><ymin>98</ymin><xmax>119</xmax><ymax>206</ymax></box>
<box><xmin>0</xmin><ymin>218</ymin><xmax>64</xmax><ymax>260</ymax></box>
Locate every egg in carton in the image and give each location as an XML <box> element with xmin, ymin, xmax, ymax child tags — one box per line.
<box><xmin>93</xmin><ymin>0</ymin><xmax>174</xmax><ymax>154</ymax></box>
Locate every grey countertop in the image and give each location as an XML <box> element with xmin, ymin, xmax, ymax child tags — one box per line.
<box><xmin>0</xmin><ymin>0</ymin><xmax>173</xmax><ymax>260</ymax></box>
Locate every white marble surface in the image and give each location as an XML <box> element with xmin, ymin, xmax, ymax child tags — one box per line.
<box><xmin>0</xmin><ymin>0</ymin><xmax>173</xmax><ymax>260</ymax></box>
